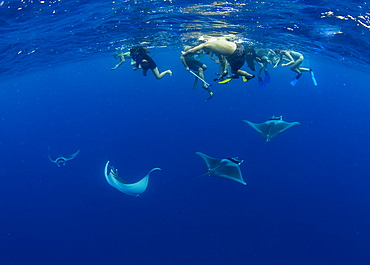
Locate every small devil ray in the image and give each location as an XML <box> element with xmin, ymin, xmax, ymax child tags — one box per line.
<box><xmin>242</xmin><ymin>116</ymin><xmax>301</xmax><ymax>142</ymax></box>
<box><xmin>196</xmin><ymin>152</ymin><xmax>246</xmax><ymax>185</ymax></box>
<box><xmin>48</xmin><ymin>146</ymin><xmax>80</xmax><ymax>167</ymax></box>
<box><xmin>104</xmin><ymin>161</ymin><xmax>161</xmax><ymax>197</ymax></box>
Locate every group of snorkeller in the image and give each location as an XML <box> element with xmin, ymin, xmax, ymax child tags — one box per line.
<box><xmin>110</xmin><ymin>36</ymin><xmax>317</xmax><ymax>101</ymax></box>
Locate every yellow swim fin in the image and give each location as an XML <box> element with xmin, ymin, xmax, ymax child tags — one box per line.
<box><xmin>242</xmin><ymin>76</ymin><xmax>248</xmax><ymax>82</ymax></box>
<box><xmin>218</xmin><ymin>78</ymin><xmax>233</xmax><ymax>84</ymax></box>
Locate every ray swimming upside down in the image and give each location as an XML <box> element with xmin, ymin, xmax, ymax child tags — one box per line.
<box><xmin>48</xmin><ymin>147</ymin><xmax>80</xmax><ymax>167</ymax></box>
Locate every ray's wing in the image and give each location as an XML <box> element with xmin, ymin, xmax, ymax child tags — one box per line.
<box><xmin>242</xmin><ymin>120</ymin><xmax>272</xmax><ymax>142</ymax></box>
<box><xmin>196</xmin><ymin>152</ymin><xmax>223</xmax><ymax>172</ymax></box>
<box><xmin>64</xmin><ymin>150</ymin><xmax>80</xmax><ymax>161</ymax></box>
<box><xmin>104</xmin><ymin>161</ymin><xmax>161</xmax><ymax>197</ymax></box>
<box><xmin>48</xmin><ymin>146</ymin><xmax>58</xmax><ymax>163</ymax></box>
<box><xmin>196</xmin><ymin>152</ymin><xmax>246</xmax><ymax>185</ymax></box>
<box><xmin>268</xmin><ymin>120</ymin><xmax>301</xmax><ymax>140</ymax></box>
<box><xmin>48</xmin><ymin>153</ymin><xmax>57</xmax><ymax>163</ymax></box>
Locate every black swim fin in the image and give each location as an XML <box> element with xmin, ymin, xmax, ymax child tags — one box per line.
<box><xmin>204</xmin><ymin>89</ymin><xmax>214</xmax><ymax>101</ymax></box>
<box><xmin>258</xmin><ymin>77</ymin><xmax>267</xmax><ymax>90</ymax></box>
<box><xmin>264</xmin><ymin>71</ymin><xmax>271</xmax><ymax>84</ymax></box>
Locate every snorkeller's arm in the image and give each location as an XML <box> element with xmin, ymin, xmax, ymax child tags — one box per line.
<box><xmin>182</xmin><ymin>43</ymin><xmax>207</xmax><ymax>56</ymax></box>
<box><xmin>110</xmin><ymin>52</ymin><xmax>131</xmax><ymax>70</ymax></box>
<box><xmin>273</xmin><ymin>55</ymin><xmax>283</xmax><ymax>68</ymax></box>
<box><xmin>281</xmin><ymin>51</ymin><xmax>295</xmax><ymax>67</ymax></box>
<box><xmin>208</xmin><ymin>52</ymin><xmax>219</xmax><ymax>63</ymax></box>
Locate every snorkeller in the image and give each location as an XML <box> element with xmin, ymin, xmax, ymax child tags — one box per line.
<box><xmin>130</xmin><ymin>46</ymin><xmax>172</xmax><ymax>79</ymax></box>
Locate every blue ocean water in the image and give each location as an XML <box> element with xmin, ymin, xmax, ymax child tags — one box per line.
<box><xmin>1</xmin><ymin>1</ymin><xmax>370</xmax><ymax>264</ymax></box>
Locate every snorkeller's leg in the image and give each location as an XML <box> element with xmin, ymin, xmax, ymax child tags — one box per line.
<box><xmin>214</xmin><ymin>70</ymin><xmax>228</xmax><ymax>81</ymax></box>
<box><xmin>192</xmin><ymin>77</ymin><xmax>198</xmax><ymax>90</ymax></box>
<box><xmin>218</xmin><ymin>55</ymin><xmax>228</xmax><ymax>80</ymax></box>
<box><xmin>142</xmin><ymin>68</ymin><xmax>149</xmax><ymax>76</ymax></box>
<box><xmin>257</xmin><ymin>61</ymin><xmax>264</xmax><ymax>78</ymax></box>
<box><xmin>237</xmin><ymin>70</ymin><xmax>255</xmax><ymax>82</ymax></box>
<box><xmin>198</xmin><ymin>68</ymin><xmax>208</xmax><ymax>89</ymax></box>
<box><xmin>152</xmin><ymin>68</ymin><xmax>172</xmax><ymax>79</ymax></box>
<box><xmin>257</xmin><ymin>62</ymin><xmax>266</xmax><ymax>88</ymax></box>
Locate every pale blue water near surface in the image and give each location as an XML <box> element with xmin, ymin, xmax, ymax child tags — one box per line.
<box><xmin>1</xmin><ymin>1</ymin><xmax>370</xmax><ymax>264</ymax></box>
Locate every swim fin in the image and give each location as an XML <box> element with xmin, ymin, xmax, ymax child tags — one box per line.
<box><xmin>311</xmin><ymin>71</ymin><xmax>318</xmax><ymax>86</ymax></box>
<box><xmin>290</xmin><ymin>78</ymin><xmax>299</xmax><ymax>86</ymax></box>
<box><xmin>258</xmin><ymin>77</ymin><xmax>267</xmax><ymax>90</ymax></box>
<box><xmin>264</xmin><ymin>71</ymin><xmax>271</xmax><ymax>84</ymax></box>
<box><xmin>218</xmin><ymin>78</ymin><xmax>233</xmax><ymax>84</ymax></box>
<box><xmin>205</xmin><ymin>90</ymin><xmax>214</xmax><ymax>101</ymax></box>
<box><xmin>242</xmin><ymin>75</ymin><xmax>255</xmax><ymax>82</ymax></box>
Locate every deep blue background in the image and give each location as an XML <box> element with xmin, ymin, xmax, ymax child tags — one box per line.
<box><xmin>0</xmin><ymin>49</ymin><xmax>370</xmax><ymax>264</ymax></box>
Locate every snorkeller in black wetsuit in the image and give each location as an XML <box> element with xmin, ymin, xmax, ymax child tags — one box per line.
<box><xmin>129</xmin><ymin>46</ymin><xmax>172</xmax><ymax>79</ymax></box>
<box><xmin>244</xmin><ymin>47</ymin><xmax>257</xmax><ymax>71</ymax></box>
<box><xmin>130</xmin><ymin>46</ymin><xmax>157</xmax><ymax>70</ymax></box>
